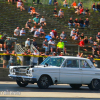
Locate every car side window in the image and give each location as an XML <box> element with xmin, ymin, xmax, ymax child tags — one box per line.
<box><xmin>80</xmin><ymin>60</ymin><xmax>90</xmax><ymax>68</ymax></box>
<box><xmin>63</xmin><ymin>59</ymin><xmax>79</xmax><ymax>68</ymax></box>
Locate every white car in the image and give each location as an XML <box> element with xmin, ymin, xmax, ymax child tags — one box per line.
<box><xmin>8</xmin><ymin>56</ymin><xmax>100</xmax><ymax>90</ymax></box>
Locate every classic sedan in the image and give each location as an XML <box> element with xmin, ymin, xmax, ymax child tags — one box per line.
<box><xmin>8</xmin><ymin>56</ymin><xmax>100</xmax><ymax>90</ymax></box>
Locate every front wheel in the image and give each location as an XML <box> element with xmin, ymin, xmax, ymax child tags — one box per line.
<box><xmin>16</xmin><ymin>81</ymin><xmax>28</xmax><ymax>87</ymax></box>
<box><xmin>70</xmin><ymin>84</ymin><xmax>82</xmax><ymax>89</ymax></box>
<box><xmin>88</xmin><ymin>79</ymin><xmax>100</xmax><ymax>90</ymax></box>
<box><xmin>37</xmin><ymin>76</ymin><xmax>50</xmax><ymax>89</ymax></box>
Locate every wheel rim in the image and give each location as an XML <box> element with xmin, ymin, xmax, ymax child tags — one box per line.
<box><xmin>92</xmin><ymin>79</ymin><xmax>100</xmax><ymax>89</ymax></box>
<box><xmin>40</xmin><ymin>76</ymin><xmax>48</xmax><ymax>86</ymax></box>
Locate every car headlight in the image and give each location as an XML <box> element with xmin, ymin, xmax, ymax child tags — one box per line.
<box><xmin>10</xmin><ymin>68</ymin><xmax>15</xmax><ymax>74</ymax></box>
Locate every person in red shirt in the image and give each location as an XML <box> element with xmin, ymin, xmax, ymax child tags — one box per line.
<box><xmin>80</xmin><ymin>7</ymin><xmax>83</xmax><ymax>14</ymax></box>
<box><xmin>79</xmin><ymin>39</ymin><xmax>84</xmax><ymax>47</ymax></box>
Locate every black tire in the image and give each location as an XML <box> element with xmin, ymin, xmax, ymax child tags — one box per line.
<box><xmin>16</xmin><ymin>81</ymin><xmax>28</xmax><ymax>87</ymax></box>
<box><xmin>70</xmin><ymin>84</ymin><xmax>82</xmax><ymax>89</ymax></box>
<box><xmin>37</xmin><ymin>75</ymin><xmax>50</xmax><ymax>89</ymax></box>
<box><xmin>88</xmin><ymin>79</ymin><xmax>100</xmax><ymax>90</ymax></box>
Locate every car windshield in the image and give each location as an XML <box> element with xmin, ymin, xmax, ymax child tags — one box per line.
<box><xmin>40</xmin><ymin>57</ymin><xmax>65</xmax><ymax>67</ymax></box>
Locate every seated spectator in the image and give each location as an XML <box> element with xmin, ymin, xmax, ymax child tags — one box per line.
<box><xmin>54</xmin><ymin>0</ymin><xmax>58</xmax><ymax>6</ymax></box>
<box><xmin>88</xmin><ymin>37</ymin><xmax>94</xmax><ymax>44</ymax></box>
<box><xmin>68</xmin><ymin>17</ymin><xmax>75</xmax><ymax>28</ymax></box>
<box><xmin>84</xmin><ymin>36</ymin><xmax>89</xmax><ymax>44</ymax></box>
<box><xmin>40</xmin><ymin>16</ymin><xmax>46</xmax><ymax>26</ymax></box>
<box><xmin>28</xmin><ymin>6</ymin><xmax>32</xmax><ymax>14</ymax></box>
<box><xmin>25</xmin><ymin>38</ymin><xmax>30</xmax><ymax>49</ymax></box>
<box><xmin>79</xmin><ymin>18</ymin><xmax>85</xmax><ymax>27</ymax></box>
<box><xmin>84</xmin><ymin>18</ymin><xmax>89</xmax><ymax>27</ymax></box>
<box><xmin>92</xmin><ymin>3</ymin><xmax>97</xmax><ymax>11</ymax></box>
<box><xmin>56</xmin><ymin>39</ymin><xmax>67</xmax><ymax>54</ymax></box>
<box><xmin>45</xmin><ymin>34</ymin><xmax>52</xmax><ymax>41</ymax></box>
<box><xmin>50</xmin><ymin>30</ymin><xmax>55</xmax><ymax>38</ymax></box>
<box><xmin>32</xmin><ymin>38</ymin><xmax>38</xmax><ymax>49</ymax></box>
<box><xmin>70</xmin><ymin>28</ymin><xmax>76</xmax><ymax>38</ymax></box>
<box><xmin>4</xmin><ymin>37</ymin><xmax>14</xmax><ymax>51</ymax></box>
<box><xmin>30</xmin><ymin>7</ymin><xmax>40</xmax><ymax>17</ymax></box>
<box><xmin>80</xmin><ymin>33</ymin><xmax>84</xmax><ymax>40</ymax></box>
<box><xmin>53</xmin><ymin>8</ymin><xmax>58</xmax><ymax>17</ymax></box>
<box><xmin>38</xmin><ymin>26</ymin><xmax>45</xmax><ymax>37</ymax></box>
<box><xmin>78</xmin><ymin>2</ymin><xmax>83</xmax><ymax>8</ymax></box>
<box><xmin>17</xmin><ymin>0</ymin><xmax>25</xmax><ymax>11</ymax></box>
<box><xmin>80</xmin><ymin>7</ymin><xmax>84</xmax><ymax>14</ymax></box>
<box><xmin>20</xmin><ymin>28</ymin><xmax>26</xmax><ymax>36</ymax></box>
<box><xmin>3</xmin><ymin>50</ymin><xmax>11</xmax><ymax>68</ymax></box>
<box><xmin>75</xmin><ymin>29</ymin><xmax>80</xmax><ymax>35</ymax></box>
<box><xmin>92</xmin><ymin>42</ymin><xmax>98</xmax><ymax>55</ymax></box>
<box><xmin>52</xmin><ymin>29</ymin><xmax>58</xmax><ymax>38</ymax></box>
<box><xmin>60</xmin><ymin>31</ymin><xmax>67</xmax><ymax>40</ymax></box>
<box><xmin>96</xmin><ymin>32</ymin><xmax>100</xmax><ymax>43</ymax></box>
<box><xmin>71</xmin><ymin>1</ymin><xmax>77</xmax><ymax>9</ymax></box>
<box><xmin>30</xmin><ymin>25</ymin><xmax>37</xmax><ymax>34</ymax></box>
<box><xmin>79</xmin><ymin>39</ymin><xmax>84</xmax><ymax>47</ymax></box>
<box><xmin>73</xmin><ymin>33</ymin><xmax>79</xmax><ymax>40</ymax></box>
<box><xmin>34</xmin><ymin>29</ymin><xmax>40</xmax><ymax>37</ymax></box>
<box><xmin>48</xmin><ymin>39</ymin><xmax>56</xmax><ymax>53</ymax></box>
<box><xmin>33</xmin><ymin>15</ymin><xmax>40</xmax><ymax>25</ymax></box>
<box><xmin>74</xmin><ymin>18</ymin><xmax>80</xmax><ymax>27</ymax></box>
<box><xmin>14</xmin><ymin>27</ymin><xmax>20</xmax><ymax>36</ymax></box>
<box><xmin>63</xmin><ymin>0</ymin><xmax>68</xmax><ymax>7</ymax></box>
<box><xmin>43</xmin><ymin>39</ymin><xmax>48</xmax><ymax>52</ymax></box>
<box><xmin>58</xmin><ymin>9</ymin><xmax>64</xmax><ymax>18</ymax></box>
<box><xmin>25</xmin><ymin>19</ymin><xmax>32</xmax><ymax>30</ymax></box>
<box><xmin>97</xmin><ymin>3</ymin><xmax>100</xmax><ymax>12</ymax></box>
<box><xmin>85</xmin><ymin>8</ymin><xmax>90</xmax><ymax>15</ymax></box>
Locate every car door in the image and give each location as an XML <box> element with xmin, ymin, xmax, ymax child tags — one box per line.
<box><xmin>80</xmin><ymin>59</ymin><xmax>94</xmax><ymax>84</ymax></box>
<box><xmin>60</xmin><ymin>59</ymin><xmax>82</xmax><ymax>84</ymax></box>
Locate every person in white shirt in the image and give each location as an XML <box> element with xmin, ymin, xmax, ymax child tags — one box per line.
<box><xmin>70</xmin><ymin>28</ymin><xmax>76</xmax><ymax>39</ymax></box>
<box><xmin>50</xmin><ymin>30</ymin><xmax>55</xmax><ymax>38</ymax></box>
<box><xmin>48</xmin><ymin>39</ymin><xmax>56</xmax><ymax>53</ymax></box>
<box><xmin>20</xmin><ymin>28</ymin><xmax>26</xmax><ymax>36</ymax></box>
<box><xmin>34</xmin><ymin>29</ymin><xmax>40</xmax><ymax>37</ymax></box>
<box><xmin>31</xmin><ymin>50</ymin><xmax>39</xmax><ymax>67</ymax></box>
<box><xmin>25</xmin><ymin>38</ymin><xmax>30</xmax><ymax>49</ymax></box>
<box><xmin>40</xmin><ymin>16</ymin><xmax>46</xmax><ymax>26</ymax></box>
<box><xmin>30</xmin><ymin>25</ymin><xmax>37</xmax><ymax>34</ymax></box>
<box><xmin>14</xmin><ymin>27</ymin><xmax>20</xmax><ymax>36</ymax></box>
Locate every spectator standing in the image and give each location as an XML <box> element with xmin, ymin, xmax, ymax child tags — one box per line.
<box><xmin>20</xmin><ymin>28</ymin><xmax>26</xmax><ymax>36</ymax></box>
<box><xmin>14</xmin><ymin>27</ymin><xmax>20</xmax><ymax>36</ymax></box>
<box><xmin>34</xmin><ymin>29</ymin><xmax>40</xmax><ymax>37</ymax></box>
<box><xmin>60</xmin><ymin>31</ymin><xmax>67</xmax><ymax>40</ymax></box>
<box><xmin>25</xmin><ymin>38</ymin><xmax>30</xmax><ymax>49</ymax></box>
<box><xmin>68</xmin><ymin>17</ymin><xmax>75</xmax><ymax>28</ymax></box>
<box><xmin>26</xmin><ymin>49</ymin><xmax>31</xmax><ymax>65</ymax></box>
<box><xmin>25</xmin><ymin>19</ymin><xmax>32</xmax><ymax>30</ymax></box>
<box><xmin>43</xmin><ymin>39</ymin><xmax>48</xmax><ymax>52</ymax></box>
<box><xmin>0</xmin><ymin>36</ymin><xmax>5</xmax><ymax>51</ymax></box>
<box><xmin>40</xmin><ymin>16</ymin><xmax>46</xmax><ymax>26</ymax></box>
<box><xmin>33</xmin><ymin>15</ymin><xmax>40</xmax><ymax>25</ymax></box>
<box><xmin>3</xmin><ymin>50</ymin><xmax>11</xmax><ymax>68</ymax></box>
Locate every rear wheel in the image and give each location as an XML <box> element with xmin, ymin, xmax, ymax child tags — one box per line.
<box><xmin>70</xmin><ymin>84</ymin><xmax>82</xmax><ymax>89</ymax></box>
<box><xmin>37</xmin><ymin>76</ymin><xmax>50</xmax><ymax>89</ymax></box>
<box><xmin>88</xmin><ymin>79</ymin><xmax>100</xmax><ymax>90</ymax></box>
<box><xmin>16</xmin><ymin>81</ymin><xmax>28</xmax><ymax>87</ymax></box>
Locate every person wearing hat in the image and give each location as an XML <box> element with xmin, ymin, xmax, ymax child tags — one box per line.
<box><xmin>25</xmin><ymin>38</ymin><xmax>30</xmax><ymax>49</ymax></box>
<box><xmin>56</xmin><ymin>39</ymin><xmax>67</xmax><ymax>54</ymax></box>
<box><xmin>33</xmin><ymin>15</ymin><xmax>40</xmax><ymax>25</ymax></box>
<box><xmin>50</xmin><ymin>30</ymin><xmax>55</xmax><ymax>38</ymax></box>
<box><xmin>20</xmin><ymin>28</ymin><xmax>26</xmax><ymax>36</ymax></box>
<box><xmin>70</xmin><ymin>28</ymin><xmax>76</xmax><ymax>40</ymax></box>
<box><xmin>25</xmin><ymin>19</ymin><xmax>32</xmax><ymax>30</ymax></box>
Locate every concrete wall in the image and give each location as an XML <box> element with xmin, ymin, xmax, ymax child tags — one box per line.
<box><xmin>0</xmin><ymin>68</ymin><xmax>13</xmax><ymax>81</ymax></box>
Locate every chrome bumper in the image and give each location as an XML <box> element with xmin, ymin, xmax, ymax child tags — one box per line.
<box><xmin>8</xmin><ymin>74</ymin><xmax>37</xmax><ymax>83</ymax></box>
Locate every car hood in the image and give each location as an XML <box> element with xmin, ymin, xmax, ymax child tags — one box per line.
<box><xmin>34</xmin><ymin>65</ymin><xmax>59</xmax><ymax>68</ymax></box>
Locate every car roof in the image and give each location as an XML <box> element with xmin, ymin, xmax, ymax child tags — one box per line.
<box><xmin>50</xmin><ymin>56</ymin><xmax>87</xmax><ymax>60</ymax></box>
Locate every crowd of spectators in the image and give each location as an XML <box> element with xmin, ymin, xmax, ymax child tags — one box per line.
<box><xmin>4</xmin><ymin>0</ymin><xmax>100</xmax><ymax>68</ymax></box>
